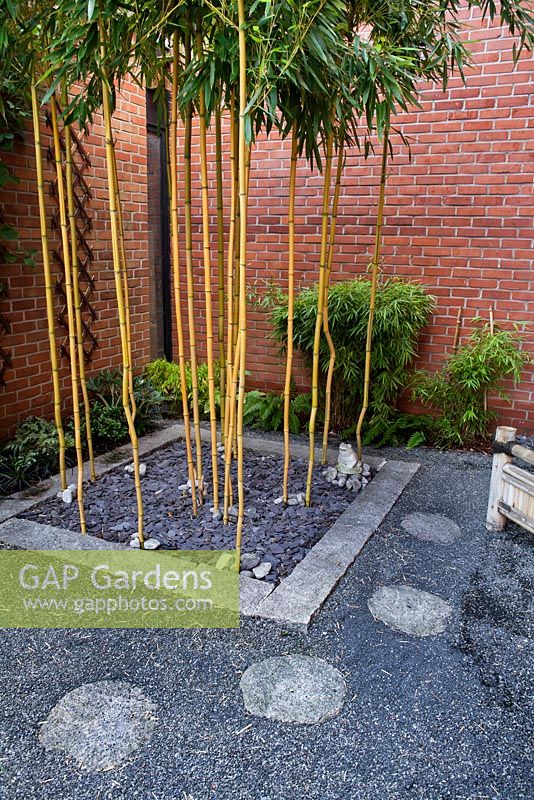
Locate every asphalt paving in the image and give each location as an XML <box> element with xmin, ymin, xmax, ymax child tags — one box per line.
<box><xmin>0</xmin><ymin>444</ymin><xmax>532</xmax><ymax>800</ymax></box>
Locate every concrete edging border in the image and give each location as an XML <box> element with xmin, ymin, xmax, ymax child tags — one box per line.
<box><xmin>0</xmin><ymin>423</ymin><xmax>419</xmax><ymax>627</ymax></box>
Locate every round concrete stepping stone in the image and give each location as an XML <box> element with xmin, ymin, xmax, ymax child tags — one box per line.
<box><xmin>39</xmin><ymin>680</ymin><xmax>157</xmax><ymax>772</ymax></box>
<box><xmin>400</xmin><ymin>512</ymin><xmax>462</xmax><ymax>545</ymax></box>
<box><xmin>368</xmin><ymin>585</ymin><xmax>452</xmax><ymax>636</ymax></box>
<box><xmin>240</xmin><ymin>654</ymin><xmax>346</xmax><ymax>725</ymax></box>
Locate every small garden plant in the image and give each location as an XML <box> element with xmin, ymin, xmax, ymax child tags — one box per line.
<box><xmin>412</xmin><ymin>321</ymin><xmax>529</xmax><ymax>446</ymax></box>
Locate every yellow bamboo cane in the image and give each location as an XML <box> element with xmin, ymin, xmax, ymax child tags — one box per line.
<box><xmin>215</xmin><ymin>103</ymin><xmax>226</xmax><ymax>440</ymax></box>
<box><xmin>305</xmin><ymin>131</ymin><xmax>334</xmax><ymax>506</ymax></box>
<box><xmin>322</xmin><ymin>140</ymin><xmax>344</xmax><ymax>463</ymax></box>
<box><xmin>50</xmin><ymin>95</ymin><xmax>86</xmax><ymax>533</ymax></box>
<box><xmin>235</xmin><ymin>0</ymin><xmax>248</xmax><ymax>566</ymax></box>
<box><xmin>355</xmin><ymin>126</ymin><xmax>390</xmax><ymax>462</ymax></box>
<box><xmin>63</xmin><ymin>95</ymin><xmax>96</xmax><ymax>483</ymax></box>
<box><xmin>224</xmin><ymin>92</ymin><xmax>237</xmax><ymax>447</ymax></box>
<box><xmin>170</xmin><ymin>31</ymin><xmax>198</xmax><ymax>515</ymax></box>
<box><xmin>99</xmin><ymin>21</ymin><xmax>144</xmax><ymax>546</ymax></box>
<box><xmin>183</xmin><ymin>31</ymin><xmax>204</xmax><ymax>495</ymax></box>
<box><xmin>282</xmin><ymin>125</ymin><xmax>298</xmax><ymax>504</ymax></box>
<box><xmin>30</xmin><ymin>79</ymin><xmax>67</xmax><ymax>490</ymax></box>
<box><xmin>196</xmin><ymin>25</ymin><xmax>220</xmax><ymax>511</ymax></box>
<box><xmin>111</xmin><ymin>147</ymin><xmax>136</xmax><ymax>421</ymax></box>
<box><xmin>223</xmin><ymin>330</ymin><xmax>241</xmax><ymax>525</ymax></box>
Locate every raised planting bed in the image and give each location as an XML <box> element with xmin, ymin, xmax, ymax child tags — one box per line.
<box><xmin>21</xmin><ymin>439</ymin><xmax>376</xmax><ymax>584</ymax></box>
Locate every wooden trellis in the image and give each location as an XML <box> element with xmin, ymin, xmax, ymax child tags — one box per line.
<box><xmin>45</xmin><ymin>108</ymin><xmax>97</xmax><ymax>361</ymax></box>
<box><xmin>486</xmin><ymin>426</ymin><xmax>534</xmax><ymax>535</ymax></box>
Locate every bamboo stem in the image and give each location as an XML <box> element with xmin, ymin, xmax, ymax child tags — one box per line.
<box><xmin>196</xmin><ymin>25</ymin><xmax>220</xmax><ymax>511</ymax></box>
<box><xmin>183</xmin><ymin>31</ymin><xmax>204</xmax><ymax>495</ymax></box>
<box><xmin>223</xmin><ymin>330</ymin><xmax>241</xmax><ymax>524</ymax></box>
<box><xmin>305</xmin><ymin>132</ymin><xmax>334</xmax><ymax>506</ymax></box>
<box><xmin>50</xmin><ymin>94</ymin><xmax>86</xmax><ymax>533</ymax></box>
<box><xmin>215</xmin><ymin>103</ymin><xmax>226</xmax><ymax>442</ymax></box>
<box><xmin>355</xmin><ymin>126</ymin><xmax>390</xmax><ymax>462</ymax></box>
<box><xmin>452</xmin><ymin>306</ymin><xmax>463</xmax><ymax>352</ymax></box>
<box><xmin>63</xmin><ymin>95</ymin><xmax>96</xmax><ymax>483</ymax></box>
<box><xmin>170</xmin><ymin>31</ymin><xmax>197</xmax><ymax>516</ymax></box>
<box><xmin>282</xmin><ymin>125</ymin><xmax>298</xmax><ymax>504</ymax></box>
<box><xmin>322</xmin><ymin>141</ymin><xmax>344</xmax><ymax>463</ymax></box>
<box><xmin>99</xmin><ymin>21</ymin><xmax>144</xmax><ymax>546</ymax></box>
<box><xmin>111</xmin><ymin>147</ymin><xmax>136</xmax><ymax>420</ymax></box>
<box><xmin>224</xmin><ymin>92</ymin><xmax>237</xmax><ymax>447</ymax></box>
<box><xmin>30</xmin><ymin>79</ymin><xmax>67</xmax><ymax>490</ymax></box>
<box><xmin>235</xmin><ymin>0</ymin><xmax>248</xmax><ymax>565</ymax></box>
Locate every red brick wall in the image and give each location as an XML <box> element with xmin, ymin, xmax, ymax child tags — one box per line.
<box><xmin>0</xmin><ymin>85</ymin><xmax>150</xmax><ymax>438</ymax></box>
<box><xmin>183</xmin><ymin>12</ymin><xmax>533</xmax><ymax>431</ymax></box>
<box><xmin>1</xmin><ymin>13</ymin><xmax>532</xmax><ymax>440</ymax></box>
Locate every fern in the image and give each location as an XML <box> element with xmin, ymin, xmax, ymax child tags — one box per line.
<box><xmin>244</xmin><ymin>391</ymin><xmax>300</xmax><ymax>433</ymax></box>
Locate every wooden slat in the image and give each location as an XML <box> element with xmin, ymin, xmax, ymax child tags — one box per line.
<box><xmin>498</xmin><ymin>502</ymin><xmax>534</xmax><ymax>535</ymax></box>
<box><xmin>511</xmin><ymin>443</ymin><xmax>534</xmax><ymax>467</ymax></box>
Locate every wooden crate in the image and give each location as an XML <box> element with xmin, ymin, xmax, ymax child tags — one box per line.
<box><xmin>486</xmin><ymin>426</ymin><xmax>534</xmax><ymax>535</ymax></box>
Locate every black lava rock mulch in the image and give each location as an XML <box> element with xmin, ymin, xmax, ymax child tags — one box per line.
<box><xmin>22</xmin><ymin>441</ymin><xmax>360</xmax><ymax>582</ymax></box>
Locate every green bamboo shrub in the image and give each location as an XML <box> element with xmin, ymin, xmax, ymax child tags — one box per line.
<box><xmin>270</xmin><ymin>278</ymin><xmax>435</xmax><ymax>431</ymax></box>
<box><xmin>412</xmin><ymin>321</ymin><xmax>530</xmax><ymax>445</ymax></box>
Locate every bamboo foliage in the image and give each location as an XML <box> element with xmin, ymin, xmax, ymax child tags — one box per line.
<box><xmin>30</xmin><ymin>79</ymin><xmax>67</xmax><ymax>491</ymax></box>
<box><xmin>305</xmin><ymin>132</ymin><xmax>334</xmax><ymax>506</ymax></box>
<box><xmin>355</xmin><ymin>126</ymin><xmax>390</xmax><ymax>462</ymax></box>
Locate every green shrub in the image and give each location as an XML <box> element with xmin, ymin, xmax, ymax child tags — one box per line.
<box><xmin>145</xmin><ymin>358</ymin><xmax>221</xmax><ymax>418</ymax></box>
<box><xmin>0</xmin><ymin>417</ymin><xmax>74</xmax><ymax>493</ymax></box>
<box><xmin>269</xmin><ymin>278</ymin><xmax>435</xmax><ymax>431</ymax></box>
<box><xmin>88</xmin><ymin>401</ymin><xmax>128</xmax><ymax>445</ymax></box>
<box><xmin>85</xmin><ymin>369</ymin><xmax>162</xmax><ymax>442</ymax></box>
<box><xmin>412</xmin><ymin>321</ymin><xmax>530</xmax><ymax>446</ymax></box>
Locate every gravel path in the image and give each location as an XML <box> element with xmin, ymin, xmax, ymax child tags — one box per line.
<box><xmin>22</xmin><ymin>442</ymin><xmax>365</xmax><ymax>582</ymax></box>
<box><xmin>1</xmin><ymin>444</ymin><xmax>532</xmax><ymax>800</ymax></box>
